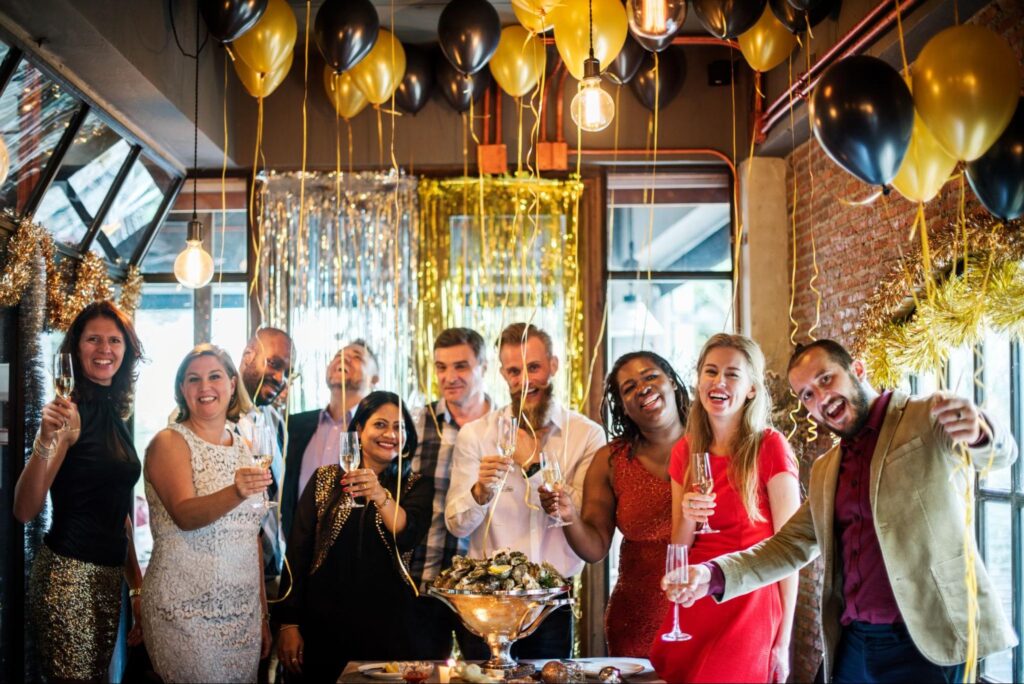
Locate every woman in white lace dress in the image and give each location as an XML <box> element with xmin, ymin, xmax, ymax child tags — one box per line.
<box><xmin>141</xmin><ymin>344</ymin><xmax>273</xmax><ymax>682</ymax></box>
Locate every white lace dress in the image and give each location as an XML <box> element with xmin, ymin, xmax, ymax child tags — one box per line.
<box><xmin>141</xmin><ymin>423</ymin><xmax>263</xmax><ymax>683</ymax></box>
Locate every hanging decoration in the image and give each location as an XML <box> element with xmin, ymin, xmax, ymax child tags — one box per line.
<box><xmin>255</xmin><ymin>171</ymin><xmax>419</xmax><ymax>406</ymax></box>
<box><xmin>966</xmin><ymin>98</ymin><xmax>1024</xmax><ymax>222</ymax></box>
<box><xmin>349</xmin><ymin>28</ymin><xmax>406</xmax><ymax>105</ymax></box>
<box><xmin>513</xmin><ymin>2</ymin><xmax>554</xmax><ymax>34</ymax></box>
<box><xmin>911</xmin><ymin>25</ymin><xmax>1020</xmax><ymax>163</ymax></box>
<box><xmin>631</xmin><ymin>48</ymin><xmax>686</xmax><ymax>112</ymax></box>
<box><xmin>0</xmin><ymin>218</ymin><xmax>48</xmax><ymax>307</ymax></box>
<box><xmin>436</xmin><ymin>58</ymin><xmax>491</xmax><ymax>113</ymax></box>
<box><xmin>417</xmin><ymin>175</ymin><xmax>587</xmax><ymax>408</ymax></box>
<box><xmin>605</xmin><ymin>34</ymin><xmax>646</xmax><ymax>85</ymax></box>
<box><xmin>856</xmin><ymin>214</ymin><xmax>1024</xmax><ymax>389</ymax></box>
<box><xmin>232</xmin><ymin>0</ymin><xmax>297</xmax><ymax>76</ymax></box>
<box><xmin>626</xmin><ymin>0</ymin><xmax>687</xmax><ymax>41</ymax></box>
<box><xmin>551</xmin><ymin>0</ymin><xmax>628</xmax><ymax>80</ymax></box>
<box><xmin>395</xmin><ymin>44</ymin><xmax>435</xmax><ymax>115</ymax></box>
<box><xmin>692</xmin><ymin>0</ymin><xmax>765</xmax><ymax>39</ymax></box>
<box><xmin>438</xmin><ymin>0</ymin><xmax>502</xmax><ymax>76</ymax></box>
<box><xmin>313</xmin><ymin>0</ymin><xmax>380</xmax><ymax>74</ymax></box>
<box><xmin>234</xmin><ymin>48</ymin><xmax>293</xmax><ymax>98</ymax></box>
<box><xmin>891</xmin><ymin>111</ymin><xmax>958</xmax><ymax>204</ymax></box>
<box><xmin>323</xmin><ymin>66</ymin><xmax>368</xmax><ymax>120</ymax></box>
<box><xmin>199</xmin><ymin>0</ymin><xmax>268</xmax><ymax>44</ymax></box>
<box><xmin>738</xmin><ymin>4</ymin><xmax>797</xmax><ymax>72</ymax></box>
<box><xmin>768</xmin><ymin>0</ymin><xmax>836</xmax><ymax>34</ymax></box>
<box><xmin>489</xmin><ymin>26</ymin><xmax>545</xmax><ymax>98</ymax></box>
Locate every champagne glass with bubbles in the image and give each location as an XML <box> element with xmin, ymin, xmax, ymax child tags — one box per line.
<box><xmin>249</xmin><ymin>420</ymin><xmax>277</xmax><ymax>510</ymax></box>
<box><xmin>540</xmin><ymin>451</ymin><xmax>572</xmax><ymax>528</ymax></box>
<box><xmin>661</xmin><ymin>544</ymin><xmax>692</xmax><ymax>642</ymax></box>
<box><xmin>692</xmin><ymin>452</ymin><xmax>718</xmax><ymax>535</ymax></box>
<box><xmin>495</xmin><ymin>415</ymin><xmax>518</xmax><ymax>492</ymax></box>
<box><xmin>53</xmin><ymin>353</ymin><xmax>74</xmax><ymax>435</ymax></box>
<box><xmin>339</xmin><ymin>432</ymin><xmax>364</xmax><ymax>508</ymax></box>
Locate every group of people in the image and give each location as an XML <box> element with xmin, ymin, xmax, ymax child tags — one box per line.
<box><xmin>14</xmin><ymin>299</ymin><xmax>1019</xmax><ymax>684</ymax></box>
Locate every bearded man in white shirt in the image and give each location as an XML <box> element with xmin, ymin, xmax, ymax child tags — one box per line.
<box><xmin>445</xmin><ymin>322</ymin><xmax>606</xmax><ymax>660</ymax></box>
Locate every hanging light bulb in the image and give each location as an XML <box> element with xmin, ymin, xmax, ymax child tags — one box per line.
<box><xmin>571</xmin><ymin>57</ymin><xmax>615</xmax><ymax>132</ymax></box>
<box><xmin>626</xmin><ymin>0</ymin><xmax>687</xmax><ymax>40</ymax></box>
<box><xmin>174</xmin><ymin>218</ymin><xmax>214</xmax><ymax>288</ymax></box>
<box><xmin>174</xmin><ymin>3</ymin><xmax>215</xmax><ymax>290</ymax></box>
<box><xmin>571</xmin><ymin>0</ymin><xmax>615</xmax><ymax>133</ymax></box>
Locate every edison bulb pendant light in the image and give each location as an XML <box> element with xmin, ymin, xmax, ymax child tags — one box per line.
<box><xmin>626</xmin><ymin>0</ymin><xmax>687</xmax><ymax>39</ymax></box>
<box><xmin>174</xmin><ymin>218</ymin><xmax>214</xmax><ymax>289</ymax></box>
<box><xmin>571</xmin><ymin>57</ymin><xmax>615</xmax><ymax>132</ymax></box>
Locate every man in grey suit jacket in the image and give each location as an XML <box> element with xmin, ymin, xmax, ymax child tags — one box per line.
<box><xmin>673</xmin><ymin>339</ymin><xmax>1017</xmax><ymax>683</ymax></box>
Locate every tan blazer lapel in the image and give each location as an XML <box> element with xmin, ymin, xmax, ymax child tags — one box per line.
<box><xmin>870</xmin><ymin>392</ymin><xmax>910</xmax><ymax>509</ymax></box>
<box><xmin>817</xmin><ymin>446</ymin><xmax>842</xmax><ymax>597</ymax></box>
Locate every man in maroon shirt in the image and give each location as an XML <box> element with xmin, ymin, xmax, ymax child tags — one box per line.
<box><xmin>669</xmin><ymin>339</ymin><xmax>1017</xmax><ymax>683</ymax></box>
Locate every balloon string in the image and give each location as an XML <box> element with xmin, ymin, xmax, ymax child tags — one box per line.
<box><xmin>248</xmin><ymin>95</ymin><xmax>267</xmax><ymax>329</ymax></box>
<box><xmin>297</xmin><ymin>0</ymin><xmax>310</xmax><ymax>267</ymax></box>
<box><xmin>785</xmin><ymin>54</ymin><xmax>802</xmax><ymax>443</ymax></box>
<box><xmin>218</xmin><ymin>56</ymin><xmax>229</xmax><ymax>287</ymax></box>
<box><xmin>376</xmin><ymin>106</ymin><xmax>384</xmax><ymax>167</ymax></box>
<box><xmin>517</xmin><ymin>95</ymin><xmax>524</xmax><ymax>174</ymax></box>
<box><xmin>893</xmin><ymin>0</ymin><xmax>910</xmax><ymax>82</ymax></box>
<box><xmin>728</xmin><ymin>49</ymin><xmax>741</xmax><ymax>331</ymax></box>
<box><xmin>641</xmin><ymin>53</ymin><xmax>661</xmax><ymax>349</ymax></box>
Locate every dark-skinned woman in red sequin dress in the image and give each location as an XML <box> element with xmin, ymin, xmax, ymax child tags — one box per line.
<box><xmin>540</xmin><ymin>351</ymin><xmax>688</xmax><ymax>657</ymax></box>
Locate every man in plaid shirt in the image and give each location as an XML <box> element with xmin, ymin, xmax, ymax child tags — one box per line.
<box><xmin>409</xmin><ymin>328</ymin><xmax>493</xmax><ymax>659</ymax></box>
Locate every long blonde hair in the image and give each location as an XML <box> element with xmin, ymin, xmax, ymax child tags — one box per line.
<box><xmin>685</xmin><ymin>333</ymin><xmax>773</xmax><ymax>523</ymax></box>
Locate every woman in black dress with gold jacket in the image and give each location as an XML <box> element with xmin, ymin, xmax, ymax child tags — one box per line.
<box><xmin>14</xmin><ymin>301</ymin><xmax>145</xmax><ymax>682</ymax></box>
<box><xmin>275</xmin><ymin>391</ymin><xmax>433</xmax><ymax>682</ymax></box>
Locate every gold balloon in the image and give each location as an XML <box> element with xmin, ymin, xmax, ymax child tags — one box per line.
<box><xmin>323</xmin><ymin>66</ymin><xmax>368</xmax><ymax>120</ymax></box>
<box><xmin>892</xmin><ymin>111</ymin><xmax>958</xmax><ymax>203</ymax></box>
<box><xmin>912</xmin><ymin>24</ymin><xmax>1021</xmax><ymax>161</ymax></box>
<box><xmin>514</xmin><ymin>3</ymin><xmax>554</xmax><ymax>34</ymax></box>
<box><xmin>232</xmin><ymin>0</ymin><xmax>297</xmax><ymax>76</ymax></box>
<box><xmin>489</xmin><ymin>26</ymin><xmax>546</xmax><ymax>97</ymax></box>
<box><xmin>234</xmin><ymin>49</ymin><xmax>292</xmax><ymax>98</ymax></box>
<box><xmin>349</xmin><ymin>29</ymin><xmax>407</xmax><ymax>105</ymax></box>
<box><xmin>512</xmin><ymin>0</ymin><xmax>560</xmax><ymax>15</ymax></box>
<box><xmin>738</xmin><ymin>5</ymin><xmax>796</xmax><ymax>73</ymax></box>
<box><xmin>551</xmin><ymin>0</ymin><xmax>628</xmax><ymax>80</ymax></box>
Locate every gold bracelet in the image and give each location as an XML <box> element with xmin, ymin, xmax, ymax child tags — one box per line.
<box><xmin>129</xmin><ymin>587</ymin><xmax>142</xmax><ymax>599</ymax></box>
<box><xmin>279</xmin><ymin>624</ymin><xmax>299</xmax><ymax>632</ymax></box>
<box><xmin>33</xmin><ymin>434</ymin><xmax>55</xmax><ymax>461</ymax></box>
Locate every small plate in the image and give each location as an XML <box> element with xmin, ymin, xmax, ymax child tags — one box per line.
<box><xmin>575</xmin><ymin>659</ymin><xmax>647</xmax><ymax>677</ymax></box>
<box><xmin>356</xmin><ymin>663</ymin><xmax>404</xmax><ymax>680</ymax></box>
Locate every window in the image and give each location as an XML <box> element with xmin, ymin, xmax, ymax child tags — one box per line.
<box><xmin>604</xmin><ymin>170</ymin><xmax>733</xmax><ymax>593</ymax></box>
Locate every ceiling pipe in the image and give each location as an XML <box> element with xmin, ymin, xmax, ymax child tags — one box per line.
<box><xmin>757</xmin><ymin>0</ymin><xmax>926</xmax><ymax>137</ymax></box>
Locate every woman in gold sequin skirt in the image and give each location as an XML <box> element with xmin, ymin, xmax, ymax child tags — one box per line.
<box><xmin>15</xmin><ymin>302</ymin><xmax>145</xmax><ymax>681</ymax></box>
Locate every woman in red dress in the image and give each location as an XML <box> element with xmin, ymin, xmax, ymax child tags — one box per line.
<box><xmin>540</xmin><ymin>351</ymin><xmax>688</xmax><ymax>656</ymax></box>
<box><xmin>649</xmin><ymin>333</ymin><xmax>801</xmax><ymax>683</ymax></box>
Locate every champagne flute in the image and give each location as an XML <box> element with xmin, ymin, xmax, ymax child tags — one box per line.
<box><xmin>339</xmin><ymin>431</ymin><xmax>364</xmax><ymax>508</ymax></box>
<box><xmin>661</xmin><ymin>544</ymin><xmax>692</xmax><ymax>642</ymax></box>
<box><xmin>692</xmin><ymin>452</ymin><xmax>718</xmax><ymax>535</ymax></box>
<box><xmin>540</xmin><ymin>451</ymin><xmax>572</xmax><ymax>528</ymax></box>
<box><xmin>249</xmin><ymin>420</ymin><xmax>277</xmax><ymax>510</ymax></box>
<box><xmin>495</xmin><ymin>414</ymin><xmax>518</xmax><ymax>492</ymax></box>
<box><xmin>53</xmin><ymin>353</ymin><xmax>74</xmax><ymax>435</ymax></box>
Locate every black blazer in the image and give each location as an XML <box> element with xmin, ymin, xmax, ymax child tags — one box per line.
<box><xmin>281</xmin><ymin>409</ymin><xmax>322</xmax><ymax>541</ymax></box>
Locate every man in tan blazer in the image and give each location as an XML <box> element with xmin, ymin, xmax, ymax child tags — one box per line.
<box><xmin>673</xmin><ymin>339</ymin><xmax>1017</xmax><ymax>683</ymax></box>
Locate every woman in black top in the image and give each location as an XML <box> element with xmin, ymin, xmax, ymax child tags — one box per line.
<box><xmin>14</xmin><ymin>301</ymin><xmax>145</xmax><ymax>682</ymax></box>
<box><xmin>275</xmin><ymin>391</ymin><xmax>433</xmax><ymax>682</ymax></box>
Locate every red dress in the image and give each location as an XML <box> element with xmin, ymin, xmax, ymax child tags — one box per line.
<box><xmin>648</xmin><ymin>429</ymin><xmax>799</xmax><ymax>683</ymax></box>
<box><xmin>604</xmin><ymin>440</ymin><xmax>673</xmax><ymax>657</ymax></box>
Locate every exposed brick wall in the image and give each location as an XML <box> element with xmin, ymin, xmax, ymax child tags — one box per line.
<box><xmin>782</xmin><ymin>1</ymin><xmax>1024</xmax><ymax>679</ymax></box>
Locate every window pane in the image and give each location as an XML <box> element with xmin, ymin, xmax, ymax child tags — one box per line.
<box><xmin>211</xmin><ymin>282</ymin><xmax>248</xmax><ymax>365</ymax></box>
<box><xmin>915</xmin><ymin>368</ymin><xmax>940</xmax><ymax>396</ymax></box>
<box><xmin>33</xmin><ymin>114</ymin><xmax>131</xmax><ymax>247</ymax></box>
<box><xmin>982</xmin><ymin>331</ymin><xmax>1012</xmax><ymax>491</ymax></box>
<box><xmin>607</xmin><ymin>279</ymin><xmax>733</xmax><ymax>388</ymax></box>
<box><xmin>98</xmin><ymin>154</ymin><xmax>175</xmax><ymax>263</ymax></box>
<box><xmin>132</xmin><ymin>284</ymin><xmax>195</xmax><ymax>457</ymax></box>
<box><xmin>980</xmin><ymin>499</ymin><xmax>1014</xmax><ymax>682</ymax></box>
<box><xmin>0</xmin><ymin>59</ymin><xmax>80</xmax><ymax>215</ymax></box>
<box><xmin>0</xmin><ymin>42</ymin><xmax>9</xmax><ymax>64</ymax></box>
<box><xmin>608</xmin><ymin>204</ymin><xmax>731</xmax><ymax>272</ymax></box>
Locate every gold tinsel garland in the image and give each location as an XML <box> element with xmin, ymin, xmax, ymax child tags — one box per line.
<box><xmin>855</xmin><ymin>215</ymin><xmax>1024</xmax><ymax>389</ymax></box>
<box><xmin>1</xmin><ymin>216</ymin><xmax>145</xmax><ymax>329</ymax></box>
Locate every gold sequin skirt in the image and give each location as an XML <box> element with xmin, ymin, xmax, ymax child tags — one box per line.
<box><xmin>28</xmin><ymin>544</ymin><xmax>123</xmax><ymax>681</ymax></box>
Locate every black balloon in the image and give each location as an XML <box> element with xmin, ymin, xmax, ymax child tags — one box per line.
<box><xmin>809</xmin><ymin>56</ymin><xmax>913</xmax><ymax>187</ymax></box>
<box><xmin>199</xmin><ymin>0</ymin><xmax>268</xmax><ymax>43</ymax></box>
<box><xmin>396</xmin><ymin>44</ymin><xmax>435</xmax><ymax>115</ymax></box>
<box><xmin>437</xmin><ymin>0</ymin><xmax>501</xmax><ymax>76</ymax></box>
<box><xmin>605</xmin><ymin>35</ymin><xmax>645</xmax><ymax>85</ymax></box>
<box><xmin>770</xmin><ymin>0</ymin><xmax>837</xmax><ymax>33</ymax></box>
<box><xmin>786</xmin><ymin>0</ymin><xmax>828</xmax><ymax>11</ymax></box>
<box><xmin>630</xmin><ymin>48</ymin><xmax>687</xmax><ymax>112</ymax></box>
<box><xmin>967</xmin><ymin>98</ymin><xmax>1024</xmax><ymax>221</ymax></box>
<box><xmin>436</xmin><ymin>58</ymin><xmax>491</xmax><ymax>113</ymax></box>
<box><xmin>692</xmin><ymin>0</ymin><xmax>766</xmax><ymax>39</ymax></box>
<box><xmin>314</xmin><ymin>0</ymin><xmax>380</xmax><ymax>73</ymax></box>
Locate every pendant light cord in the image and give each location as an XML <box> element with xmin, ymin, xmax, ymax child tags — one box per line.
<box><xmin>193</xmin><ymin>4</ymin><xmax>200</xmax><ymax>221</ymax></box>
<box><xmin>588</xmin><ymin>0</ymin><xmax>595</xmax><ymax>60</ymax></box>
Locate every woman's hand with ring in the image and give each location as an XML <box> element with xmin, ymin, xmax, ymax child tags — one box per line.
<box><xmin>277</xmin><ymin>626</ymin><xmax>304</xmax><ymax>674</ymax></box>
<box><xmin>342</xmin><ymin>468</ymin><xmax>385</xmax><ymax>505</ymax></box>
<box><xmin>681</xmin><ymin>491</ymin><xmax>716</xmax><ymax>525</ymax></box>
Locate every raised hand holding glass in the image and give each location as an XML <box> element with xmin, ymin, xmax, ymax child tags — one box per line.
<box><xmin>661</xmin><ymin>544</ymin><xmax>692</xmax><ymax>642</ymax></box>
<box><xmin>692</xmin><ymin>452</ymin><xmax>718</xmax><ymax>535</ymax></box>
<box><xmin>339</xmin><ymin>431</ymin><xmax>364</xmax><ymax>508</ymax></box>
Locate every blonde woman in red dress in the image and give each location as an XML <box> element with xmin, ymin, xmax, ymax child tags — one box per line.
<box><xmin>540</xmin><ymin>351</ymin><xmax>688</xmax><ymax>656</ymax></box>
<box><xmin>649</xmin><ymin>333</ymin><xmax>801</xmax><ymax>683</ymax></box>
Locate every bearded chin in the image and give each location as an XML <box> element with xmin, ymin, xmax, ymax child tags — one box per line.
<box><xmin>832</xmin><ymin>383</ymin><xmax>872</xmax><ymax>440</ymax></box>
<box><xmin>512</xmin><ymin>383</ymin><xmax>554</xmax><ymax>429</ymax></box>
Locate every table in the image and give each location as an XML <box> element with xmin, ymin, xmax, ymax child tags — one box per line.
<box><xmin>339</xmin><ymin>659</ymin><xmax>666</xmax><ymax>683</ymax></box>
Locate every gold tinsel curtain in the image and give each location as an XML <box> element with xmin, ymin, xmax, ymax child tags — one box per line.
<box><xmin>417</xmin><ymin>175</ymin><xmax>586</xmax><ymax>409</ymax></box>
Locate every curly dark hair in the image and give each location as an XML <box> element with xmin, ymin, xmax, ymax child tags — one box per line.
<box><xmin>58</xmin><ymin>301</ymin><xmax>144</xmax><ymax>419</ymax></box>
<box><xmin>602</xmin><ymin>351</ymin><xmax>689</xmax><ymax>450</ymax></box>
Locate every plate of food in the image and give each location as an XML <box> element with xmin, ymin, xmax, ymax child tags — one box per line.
<box><xmin>356</xmin><ymin>662</ymin><xmax>404</xmax><ymax>680</ymax></box>
<box><xmin>574</xmin><ymin>658</ymin><xmax>648</xmax><ymax>678</ymax></box>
